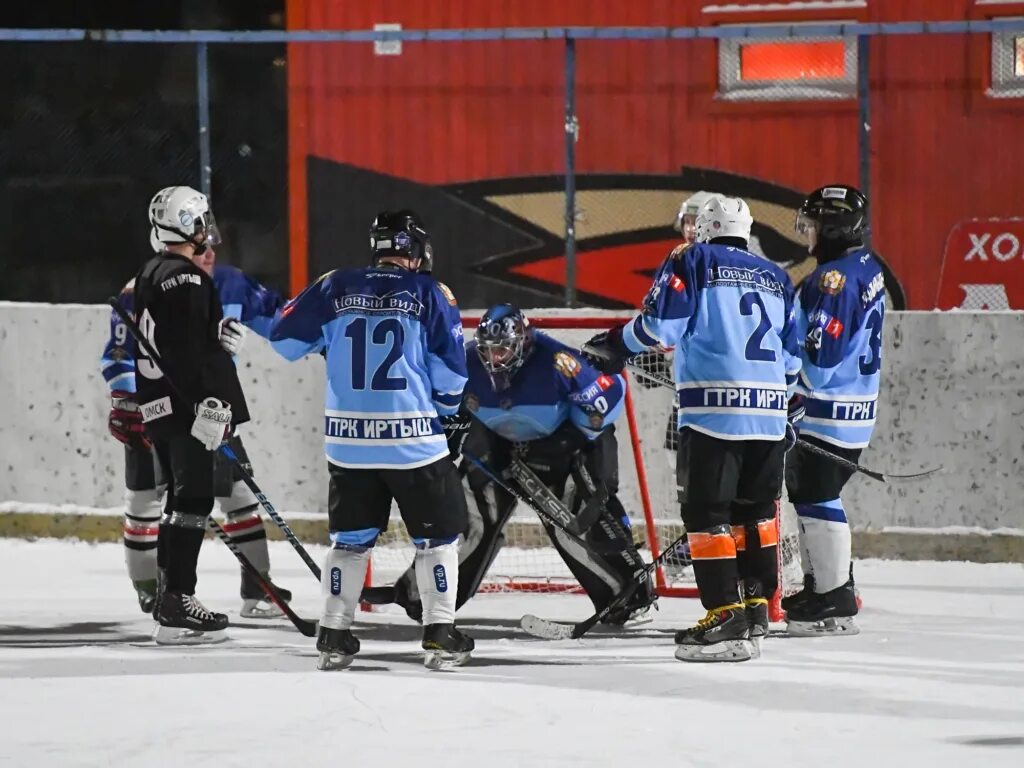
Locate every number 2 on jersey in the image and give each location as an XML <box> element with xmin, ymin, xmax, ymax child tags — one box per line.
<box><xmin>739</xmin><ymin>292</ymin><xmax>777</xmax><ymax>362</ymax></box>
<box><xmin>344</xmin><ymin>318</ymin><xmax>408</xmax><ymax>391</ymax></box>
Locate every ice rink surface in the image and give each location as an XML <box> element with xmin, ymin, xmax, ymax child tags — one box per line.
<box><xmin>1</xmin><ymin>539</ymin><xmax>1023</xmax><ymax>768</ymax></box>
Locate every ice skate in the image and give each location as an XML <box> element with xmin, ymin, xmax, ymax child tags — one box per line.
<box><xmin>786</xmin><ymin>577</ymin><xmax>860</xmax><ymax>637</ymax></box>
<box><xmin>133</xmin><ymin>579</ymin><xmax>158</xmax><ymax>615</ymax></box>
<box><xmin>602</xmin><ymin>583</ymin><xmax>658</xmax><ymax>629</ymax></box>
<box><xmin>422</xmin><ymin>623</ymin><xmax>474</xmax><ymax>670</ymax></box>
<box><xmin>742</xmin><ymin>579</ymin><xmax>769</xmax><ymax>657</ymax></box>
<box><xmin>316</xmin><ymin>626</ymin><xmax>360</xmax><ymax>671</ymax></box>
<box><xmin>674</xmin><ymin>603</ymin><xmax>754</xmax><ymax>663</ymax></box>
<box><xmin>154</xmin><ymin>592</ymin><xmax>228</xmax><ymax>645</ymax></box>
<box><xmin>781</xmin><ymin>573</ymin><xmax>816</xmax><ymax>614</ymax></box>
<box><xmin>239</xmin><ymin>570</ymin><xmax>293</xmax><ymax>619</ymax></box>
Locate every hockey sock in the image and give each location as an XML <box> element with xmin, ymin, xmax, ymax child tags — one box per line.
<box><xmin>123</xmin><ymin>489</ymin><xmax>162</xmax><ymax>582</ymax></box>
<box><xmin>321</xmin><ymin>544</ymin><xmax>371</xmax><ymax>631</ymax></box>
<box><xmin>415</xmin><ymin>537</ymin><xmax>460</xmax><ymax>625</ymax></box>
<box><xmin>795</xmin><ymin>499</ymin><xmax>851</xmax><ymax>593</ymax></box>
<box><xmin>220</xmin><ymin>482</ymin><xmax>271</xmax><ymax>591</ymax></box>
<box><xmin>689</xmin><ymin>525</ymin><xmax>740</xmax><ymax>610</ymax></box>
<box><xmin>732</xmin><ymin>517</ymin><xmax>779</xmax><ymax>597</ymax></box>
<box><xmin>160</xmin><ymin>516</ymin><xmax>207</xmax><ymax>594</ymax></box>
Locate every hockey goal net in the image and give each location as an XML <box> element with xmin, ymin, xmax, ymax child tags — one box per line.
<box><xmin>367</xmin><ymin>311</ymin><xmax>803</xmax><ymax>621</ymax></box>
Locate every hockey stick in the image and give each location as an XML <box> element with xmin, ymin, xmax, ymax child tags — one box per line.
<box><xmin>614</xmin><ymin>351</ymin><xmax>943</xmax><ymax>484</ymax></box>
<box><xmin>108</xmin><ymin>297</ymin><xmax>323</xmax><ymax>581</ymax></box>
<box><xmin>461</xmin><ymin>450</ymin><xmax>628</xmax><ymax>556</ymax></box>
<box><xmin>520</xmin><ymin>533</ymin><xmax>687</xmax><ymax>640</ymax></box>
<box><xmin>208</xmin><ymin>518</ymin><xmax>318</xmax><ymax>637</ymax></box>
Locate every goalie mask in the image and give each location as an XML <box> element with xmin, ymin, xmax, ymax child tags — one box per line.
<box><xmin>475</xmin><ymin>303</ymin><xmax>534</xmax><ymax>392</ymax></box>
<box><xmin>370</xmin><ymin>210</ymin><xmax>433</xmax><ymax>273</ymax></box>
<box><xmin>148</xmin><ymin>186</ymin><xmax>220</xmax><ymax>255</ymax></box>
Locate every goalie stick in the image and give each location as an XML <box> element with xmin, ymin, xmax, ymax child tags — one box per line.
<box><xmin>461</xmin><ymin>450</ymin><xmax>627</xmax><ymax>556</ymax></box>
<box><xmin>600</xmin><ymin>346</ymin><xmax>944</xmax><ymax>484</ymax></box>
<box><xmin>520</xmin><ymin>533</ymin><xmax>687</xmax><ymax>640</ymax></box>
<box><xmin>108</xmin><ymin>297</ymin><xmax>323</xmax><ymax>582</ymax></box>
<box><xmin>208</xmin><ymin>517</ymin><xmax>318</xmax><ymax>637</ymax></box>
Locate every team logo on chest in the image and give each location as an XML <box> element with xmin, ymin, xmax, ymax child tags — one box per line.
<box><xmin>819</xmin><ymin>270</ymin><xmax>846</xmax><ymax>295</ymax></box>
<box><xmin>554</xmin><ymin>351</ymin><xmax>581</xmax><ymax>378</ymax></box>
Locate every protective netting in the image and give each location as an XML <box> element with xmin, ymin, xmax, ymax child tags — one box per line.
<box><xmin>367</xmin><ymin>315</ymin><xmax>804</xmax><ymax>615</ymax></box>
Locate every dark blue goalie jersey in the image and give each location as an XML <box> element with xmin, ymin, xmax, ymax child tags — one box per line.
<box><xmin>465</xmin><ymin>332</ymin><xmax>626</xmax><ymax>443</ymax></box>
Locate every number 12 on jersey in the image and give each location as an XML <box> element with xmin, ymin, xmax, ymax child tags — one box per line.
<box><xmin>343</xmin><ymin>317</ymin><xmax>408</xmax><ymax>391</ymax></box>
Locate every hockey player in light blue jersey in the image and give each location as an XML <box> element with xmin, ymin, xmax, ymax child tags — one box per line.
<box><xmin>362</xmin><ymin>303</ymin><xmax>657</xmax><ymax>626</ymax></box>
<box><xmin>587</xmin><ymin>195</ymin><xmax>801</xmax><ymax>662</ymax></box>
<box><xmin>269</xmin><ymin>210</ymin><xmax>473</xmax><ymax>670</ymax></box>
<box><xmin>782</xmin><ymin>184</ymin><xmax>882</xmax><ymax>637</ymax></box>
<box><xmin>100</xmin><ymin>223</ymin><xmax>291</xmax><ymax>622</ymax></box>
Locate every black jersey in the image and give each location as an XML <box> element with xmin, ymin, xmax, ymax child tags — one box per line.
<box><xmin>132</xmin><ymin>251</ymin><xmax>250</xmax><ymax>439</ymax></box>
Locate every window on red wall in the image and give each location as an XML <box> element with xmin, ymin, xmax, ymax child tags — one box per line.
<box><xmin>719</xmin><ymin>26</ymin><xmax>857</xmax><ymax>101</ymax></box>
<box><xmin>990</xmin><ymin>22</ymin><xmax>1024</xmax><ymax>96</ymax></box>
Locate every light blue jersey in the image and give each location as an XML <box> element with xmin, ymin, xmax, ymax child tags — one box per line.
<box><xmin>795</xmin><ymin>247</ymin><xmax>884</xmax><ymax>449</ymax></box>
<box><xmin>99</xmin><ymin>265</ymin><xmax>282</xmax><ymax>394</ymax></box>
<box><xmin>622</xmin><ymin>242</ymin><xmax>801</xmax><ymax>440</ymax></box>
<box><xmin>465</xmin><ymin>333</ymin><xmax>625</xmax><ymax>443</ymax></box>
<box><xmin>269</xmin><ymin>267</ymin><xmax>467</xmax><ymax>470</ymax></box>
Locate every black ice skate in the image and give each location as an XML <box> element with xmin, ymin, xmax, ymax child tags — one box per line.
<box><xmin>781</xmin><ymin>573</ymin><xmax>816</xmax><ymax>615</ymax></box>
<box><xmin>154</xmin><ymin>592</ymin><xmax>229</xmax><ymax>645</ymax></box>
<box><xmin>240</xmin><ymin>570</ymin><xmax>293</xmax><ymax>619</ymax></box>
<box><xmin>422</xmin><ymin>623</ymin><xmax>474</xmax><ymax>670</ymax></box>
<box><xmin>742</xmin><ymin>579</ymin><xmax>769</xmax><ymax>656</ymax></box>
<box><xmin>602</xmin><ymin>581</ymin><xmax>658</xmax><ymax>629</ymax></box>
<box><xmin>785</xmin><ymin>577</ymin><xmax>860</xmax><ymax>637</ymax></box>
<box><xmin>316</xmin><ymin>627</ymin><xmax>360</xmax><ymax>671</ymax></box>
<box><xmin>674</xmin><ymin>603</ymin><xmax>754</xmax><ymax>663</ymax></box>
<box><xmin>133</xmin><ymin>579</ymin><xmax>158</xmax><ymax>615</ymax></box>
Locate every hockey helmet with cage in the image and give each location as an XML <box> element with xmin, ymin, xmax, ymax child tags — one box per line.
<box><xmin>674</xmin><ymin>190</ymin><xmax>714</xmax><ymax>238</ymax></box>
<box><xmin>370</xmin><ymin>210</ymin><xmax>434</xmax><ymax>273</ymax></box>
<box><xmin>475</xmin><ymin>303</ymin><xmax>535</xmax><ymax>392</ymax></box>
<box><xmin>694</xmin><ymin>195</ymin><xmax>753</xmax><ymax>244</ymax></box>
<box><xmin>148</xmin><ymin>186</ymin><xmax>220</xmax><ymax>254</ymax></box>
<box><xmin>795</xmin><ymin>185</ymin><xmax>868</xmax><ymax>254</ymax></box>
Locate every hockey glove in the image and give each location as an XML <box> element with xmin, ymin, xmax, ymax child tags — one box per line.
<box><xmin>581</xmin><ymin>324</ymin><xmax>631</xmax><ymax>375</ymax></box>
<box><xmin>108</xmin><ymin>390</ymin><xmax>151</xmax><ymax>450</ymax></box>
<box><xmin>441</xmin><ymin>406</ymin><xmax>473</xmax><ymax>459</ymax></box>
<box><xmin>191</xmin><ymin>397</ymin><xmax>232</xmax><ymax>451</ymax></box>
<box><xmin>785</xmin><ymin>395</ymin><xmax>805</xmax><ymax>453</ymax></box>
<box><xmin>218</xmin><ymin>317</ymin><xmax>248</xmax><ymax>356</ymax></box>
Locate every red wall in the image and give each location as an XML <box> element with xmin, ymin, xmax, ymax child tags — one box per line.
<box><xmin>287</xmin><ymin>0</ymin><xmax>1024</xmax><ymax>306</ymax></box>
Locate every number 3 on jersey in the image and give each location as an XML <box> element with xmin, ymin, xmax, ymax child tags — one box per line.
<box><xmin>344</xmin><ymin>317</ymin><xmax>408</xmax><ymax>391</ymax></box>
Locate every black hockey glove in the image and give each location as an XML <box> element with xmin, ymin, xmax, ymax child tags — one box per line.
<box><xmin>441</xmin><ymin>406</ymin><xmax>473</xmax><ymax>459</ymax></box>
<box><xmin>519</xmin><ymin>421</ymin><xmax>592</xmax><ymax>475</ymax></box>
<box><xmin>581</xmin><ymin>323</ymin><xmax>631</xmax><ymax>375</ymax></box>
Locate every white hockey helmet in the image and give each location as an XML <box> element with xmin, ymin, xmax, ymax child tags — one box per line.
<box><xmin>148</xmin><ymin>185</ymin><xmax>220</xmax><ymax>253</ymax></box>
<box><xmin>694</xmin><ymin>195</ymin><xmax>753</xmax><ymax>244</ymax></box>
<box><xmin>674</xmin><ymin>190</ymin><xmax>715</xmax><ymax>234</ymax></box>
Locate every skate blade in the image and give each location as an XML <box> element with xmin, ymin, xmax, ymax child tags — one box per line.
<box><xmin>749</xmin><ymin>635</ymin><xmax>763</xmax><ymax>659</ymax></box>
<box><xmin>317</xmin><ymin>651</ymin><xmax>355</xmax><ymax>671</ymax></box>
<box><xmin>674</xmin><ymin>639</ymin><xmax>754</xmax><ymax>663</ymax></box>
<box><xmin>520</xmin><ymin>614</ymin><xmax>574</xmax><ymax>640</ymax></box>
<box><xmin>153</xmin><ymin>625</ymin><xmax>228</xmax><ymax>646</ymax></box>
<box><xmin>622</xmin><ymin>609</ymin><xmax>655</xmax><ymax>630</ymax></box>
<box><xmin>423</xmin><ymin>650</ymin><xmax>471</xmax><ymax>670</ymax></box>
<box><xmin>240</xmin><ymin>599</ymin><xmax>285</xmax><ymax>619</ymax></box>
<box><xmin>786</xmin><ymin>616</ymin><xmax>860</xmax><ymax>637</ymax></box>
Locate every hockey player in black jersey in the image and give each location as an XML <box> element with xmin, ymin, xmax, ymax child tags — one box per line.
<box><xmin>131</xmin><ymin>185</ymin><xmax>251</xmax><ymax>644</ymax></box>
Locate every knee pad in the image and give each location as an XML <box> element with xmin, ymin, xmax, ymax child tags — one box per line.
<box><xmin>330</xmin><ymin>527</ymin><xmax>381</xmax><ymax>549</ymax></box>
<box><xmin>165</xmin><ymin>496</ymin><xmax>214</xmax><ymax>529</ymax></box>
<box><xmin>730</xmin><ymin>517</ymin><xmax>778</xmax><ymax>552</ymax></box>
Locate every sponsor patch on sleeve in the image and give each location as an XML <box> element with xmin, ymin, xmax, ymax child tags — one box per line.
<box><xmin>819</xmin><ymin>269</ymin><xmax>847</xmax><ymax>295</ymax></box>
<box><xmin>669</xmin><ymin>275</ymin><xmax>686</xmax><ymax>292</ymax></box>
<box><xmin>554</xmin><ymin>351</ymin><xmax>582</xmax><ymax>378</ymax></box>
<box><xmin>596</xmin><ymin>374</ymin><xmax>613</xmax><ymax>390</ymax></box>
<box><xmin>437</xmin><ymin>281</ymin><xmax>458</xmax><ymax>306</ymax></box>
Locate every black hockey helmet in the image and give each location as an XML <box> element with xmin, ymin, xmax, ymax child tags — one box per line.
<box><xmin>475</xmin><ymin>303</ymin><xmax>535</xmax><ymax>391</ymax></box>
<box><xmin>796</xmin><ymin>185</ymin><xmax>868</xmax><ymax>253</ymax></box>
<box><xmin>370</xmin><ymin>210</ymin><xmax>433</xmax><ymax>272</ymax></box>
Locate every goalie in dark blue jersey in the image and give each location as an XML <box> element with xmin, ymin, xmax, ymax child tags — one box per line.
<box><xmin>365</xmin><ymin>304</ymin><xmax>657</xmax><ymax>626</ymax></box>
<box><xmin>782</xmin><ymin>185</ymin><xmax>883</xmax><ymax>637</ymax></box>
